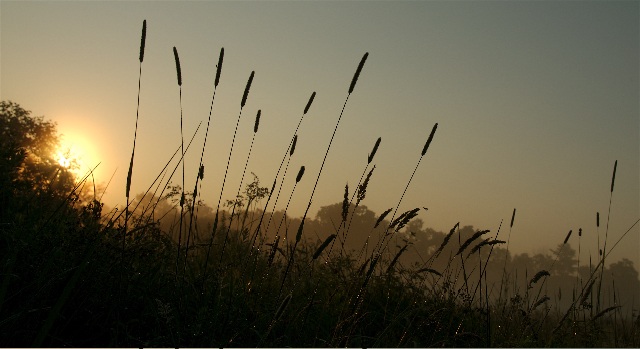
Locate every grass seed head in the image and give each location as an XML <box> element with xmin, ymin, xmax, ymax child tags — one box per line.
<box><xmin>357</xmin><ymin>165</ymin><xmax>375</xmax><ymax>204</ymax></box>
<box><xmin>274</xmin><ymin>293</ymin><xmax>292</xmax><ymax>321</ymax></box>
<box><xmin>295</xmin><ymin>218</ymin><xmax>305</xmax><ymax>242</ymax></box>
<box><xmin>374</xmin><ymin>208</ymin><xmax>393</xmax><ymax>228</ymax></box>
<box><xmin>173</xmin><ymin>47</ymin><xmax>182</xmax><ymax>86</ymax></box>
<box><xmin>304</xmin><ymin>91</ymin><xmax>316</xmax><ymax>114</ymax></box>
<box><xmin>532</xmin><ymin>296</ymin><xmax>550</xmax><ymax>311</ymax></box>
<box><xmin>268</xmin><ymin>236</ymin><xmax>280</xmax><ymax>267</ymax></box>
<box><xmin>357</xmin><ymin>258</ymin><xmax>371</xmax><ymax>276</ymax></box>
<box><xmin>290</xmin><ymin>135</ymin><xmax>298</xmax><ymax>156</ymax></box>
<box><xmin>241</xmin><ymin>71</ymin><xmax>255</xmax><ymax>108</ymax></box>
<box><xmin>563</xmin><ymin>230</ymin><xmax>572</xmax><ymax>244</ymax></box>
<box><xmin>456</xmin><ymin>229</ymin><xmax>490</xmax><ymax>256</ymax></box>
<box><xmin>365</xmin><ymin>253</ymin><xmax>380</xmax><ymax>280</ymax></box>
<box><xmin>580</xmin><ymin>278</ymin><xmax>596</xmax><ymax>306</ymax></box>
<box><xmin>386</xmin><ymin>244</ymin><xmax>408</xmax><ymax>273</ymax></box>
<box><xmin>215</xmin><ymin>47</ymin><xmax>224</xmax><ymax>87</ymax></box>
<box><xmin>368</xmin><ymin>137</ymin><xmax>381</xmax><ymax>164</ymax></box>
<box><xmin>199</xmin><ymin>165</ymin><xmax>204</xmax><ymax>180</ymax></box>
<box><xmin>436</xmin><ymin>222</ymin><xmax>459</xmax><ymax>256</ymax></box>
<box><xmin>489</xmin><ymin>239</ymin><xmax>505</xmax><ymax>246</ymax></box>
<box><xmin>529</xmin><ymin>270</ymin><xmax>550</xmax><ymax>287</ymax></box>
<box><xmin>421</xmin><ymin>123</ymin><xmax>438</xmax><ymax>156</ymax></box>
<box><xmin>389</xmin><ymin>211</ymin><xmax>409</xmax><ymax>230</ymax></box>
<box><xmin>416</xmin><ymin>268</ymin><xmax>442</xmax><ymax>277</ymax></box>
<box><xmin>591</xmin><ymin>306</ymin><xmax>620</xmax><ymax>322</ymax></box>
<box><xmin>296</xmin><ymin>166</ymin><xmax>305</xmax><ymax>183</ymax></box>
<box><xmin>254</xmin><ymin>110</ymin><xmax>261</xmax><ymax>133</ymax></box>
<box><xmin>393</xmin><ymin>208</ymin><xmax>420</xmax><ymax>232</ymax></box>
<box><xmin>597</xmin><ymin>212</ymin><xmax>600</xmax><ymax>227</ymax></box>
<box><xmin>467</xmin><ymin>237</ymin><xmax>491</xmax><ymax>257</ymax></box>
<box><xmin>348</xmin><ymin>52</ymin><xmax>369</xmax><ymax>94</ymax></box>
<box><xmin>126</xmin><ymin>156</ymin><xmax>133</xmax><ymax>197</ymax></box>
<box><xmin>611</xmin><ymin>160</ymin><xmax>617</xmax><ymax>192</ymax></box>
<box><xmin>510</xmin><ymin>208</ymin><xmax>516</xmax><ymax>228</ymax></box>
<box><xmin>139</xmin><ymin>20</ymin><xmax>146</xmax><ymax>63</ymax></box>
<box><xmin>341</xmin><ymin>184</ymin><xmax>349</xmax><ymax>222</ymax></box>
<box><xmin>312</xmin><ymin>234</ymin><xmax>336</xmax><ymax>259</ymax></box>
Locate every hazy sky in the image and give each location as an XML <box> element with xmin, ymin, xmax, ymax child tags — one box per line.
<box><xmin>2</xmin><ymin>1</ymin><xmax>638</xmax><ymax>267</ymax></box>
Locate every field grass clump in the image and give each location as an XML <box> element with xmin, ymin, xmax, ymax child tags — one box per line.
<box><xmin>1</xmin><ymin>20</ymin><xmax>639</xmax><ymax>347</ymax></box>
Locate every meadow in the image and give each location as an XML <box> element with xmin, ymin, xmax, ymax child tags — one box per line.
<box><xmin>1</xmin><ymin>20</ymin><xmax>639</xmax><ymax>347</ymax></box>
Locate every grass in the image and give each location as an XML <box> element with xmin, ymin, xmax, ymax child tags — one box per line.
<box><xmin>1</xmin><ymin>19</ymin><xmax>640</xmax><ymax>347</ymax></box>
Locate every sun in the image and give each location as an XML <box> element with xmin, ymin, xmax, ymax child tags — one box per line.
<box><xmin>55</xmin><ymin>117</ymin><xmax>107</xmax><ymax>183</ymax></box>
<box><xmin>55</xmin><ymin>142</ymin><xmax>91</xmax><ymax>175</ymax></box>
<box><xmin>57</xmin><ymin>136</ymin><xmax>97</xmax><ymax>175</ymax></box>
<box><xmin>57</xmin><ymin>152</ymin><xmax>71</xmax><ymax>168</ymax></box>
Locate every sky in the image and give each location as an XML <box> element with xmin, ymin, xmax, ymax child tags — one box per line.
<box><xmin>2</xmin><ymin>1</ymin><xmax>638</xmax><ymax>268</ymax></box>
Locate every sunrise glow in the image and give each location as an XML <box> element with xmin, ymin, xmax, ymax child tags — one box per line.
<box><xmin>56</xmin><ymin>126</ymin><xmax>103</xmax><ymax>176</ymax></box>
<box><xmin>57</xmin><ymin>153</ymin><xmax>70</xmax><ymax>167</ymax></box>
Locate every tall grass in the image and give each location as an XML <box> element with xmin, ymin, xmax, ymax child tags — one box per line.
<box><xmin>2</xmin><ymin>20</ymin><xmax>639</xmax><ymax>348</ymax></box>
<box><xmin>183</xmin><ymin>47</ymin><xmax>224</xmax><ymax>286</ymax></box>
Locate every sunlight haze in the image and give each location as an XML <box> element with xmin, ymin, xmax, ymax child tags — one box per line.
<box><xmin>2</xmin><ymin>1</ymin><xmax>638</xmax><ymax>268</ymax></box>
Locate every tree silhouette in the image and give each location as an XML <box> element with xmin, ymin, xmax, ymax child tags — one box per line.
<box><xmin>309</xmin><ymin>202</ymin><xmax>385</xmax><ymax>253</ymax></box>
<box><xmin>549</xmin><ymin>243</ymin><xmax>577</xmax><ymax>277</ymax></box>
<box><xmin>607</xmin><ymin>258</ymin><xmax>640</xmax><ymax>306</ymax></box>
<box><xmin>1</xmin><ymin>101</ymin><xmax>78</xmax><ymax>221</ymax></box>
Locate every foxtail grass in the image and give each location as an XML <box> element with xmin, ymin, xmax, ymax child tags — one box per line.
<box><xmin>218</xmin><ymin>109</ymin><xmax>262</xmax><ymax>247</ymax></box>
<box><xmin>276</xmin><ymin>165</ymin><xmax>306</xmax><ymax>299</ymax></box>
<box><xmin>335</xmin><ymin>138</ymin><xmax>380</xmax><ymax>260</ymax></box>
<box><xmin>171</xmin><ymin>46</ymin><xmax>187</xmax><ymax>285</ymax></box>
<box><xmin>296</xmin><ymin>53</ymin><xmax>369</xmax><ymax>245</ymax></box>
<box><xmin>125</xmin><ymin>19</ymin><xmax>147</xmax><ymax>231</ymax></box>
<box><xmin>184</xmin><ymin>47</ymin><xmax>224</xmax><ymax>284</ymax></box>
<box><xmin>312</xmin><ymin>234</ymin><xmax>336</xmax><ymax>260</ymax></box>
<box><xmin>598</xmin><ymin>160</ymin><xmax>617</xmax><ymax>312</ymax></box>
<box><xmin>256</xmin><ymin>91</ymin><xmax>313</xmax><ymax>248</ymax></box>
<box><xmin>267</xmin><ymin>91</ymin><xmax>314</xmax><ymax>222</ymax></box>
<box><xmin>262</xmin><ymin>134</ymin><xmax>298</xmax><ymax>237</ymax></box>
<box><xmin>202</xmin><ymin>70</ymin><xmax>254</xmax><ymax>283</ymax></box>
<box><xmin>499</xmin><ymin>208</ymin><xmax>516</xmax><ymax>307</ymax></box>
<box><xmin>221</xmin><ymin>109</ymin><xmax>261</xmax><ymax>241</ymax></box>
<box><xmin>119</xmin><ymin>20</ymin><xmax>146</xmax><ymax>345</ymax></box>
<box><xmin>372</xmin><ymin>123</ymin><xmax>437</xmax><ymax>259</ymax></box>
<box><xmin>243</xmin><ymin>92</ymin><xmax>313</xmax><ymax>274</ymax></box>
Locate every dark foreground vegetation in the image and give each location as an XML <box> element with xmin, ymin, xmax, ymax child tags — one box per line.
<box><xmin>2</xmin><ymin>20</ymin><xmax>640</xmax><ymax>347</ymax></box>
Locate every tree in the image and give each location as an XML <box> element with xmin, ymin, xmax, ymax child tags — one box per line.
<box><xmin>0</xmin><ymin>101</ymin><xmax>77</xmax><ymax>220</ymax></box>
<box><xmin>549</xmin><ymin>243</ymin><xmax>577</xmax><ymax>277</ymax></box>
<box><xmin>310</xmin><ymin>202</ymin><xmax>384</xmax><ymax>252</ymax></box>
<box><xmin>607</xmin><ymin>258</ymin><xmax>640</xmax><ymax>306</ymax></box>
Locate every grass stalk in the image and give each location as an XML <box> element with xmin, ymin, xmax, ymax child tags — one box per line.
<box><xmin>297</xmin><ymin>53</ymin><xmax>369</xmax><ymax>250</ymax></box>
<box><xmin>171</xmin><ymin>46</ymin><xmax>186</xmax><ymax>285</ymax></box>
<box><xmin>372</xmin><ymin>123</ymin><xmax>437</xmax><ymax>258</ymax></box>
<box><xmin>276</xmin><ymin>166</ymin><xmax>305</xmax><ymax>300</ymax></box>
<box><xmin>598</xmin><ymin>160</ymin><xmax>617</xmax><ymax>312</ymax></box>
<box><xmin>183</xmin><ymin>47</ymin><xmax>224</xmax><ymax>284</ymax></box>
<box><xmin>257</xmin><ymin>91</ymin><xmax>314</xmax><ymax>245</ymax></box>
<box><xmin>202</xmin><ymin>70</ymin><xmax>254</xmax><ymax>284</ymax></box>
<box><xmin>218</xmin><ymin>109</ymin><xmax>261</xmax><ymax>271</ymax></box>
<box><xmin>119</xmin><ymin>20</ymin><xmax>146</xmax><ymax>345</ymax></box>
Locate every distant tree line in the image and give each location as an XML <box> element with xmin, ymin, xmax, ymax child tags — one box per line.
<box><xmin>137</xmin><ymin>185</ymin><xmax>640</xmax><ymax>315</ymax></box>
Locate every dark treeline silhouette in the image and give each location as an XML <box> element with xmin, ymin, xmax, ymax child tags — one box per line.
<box><xmin>134</xmin><ymin>181</ymin><xmax>640</xmax><ymax>316</ymax></box>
